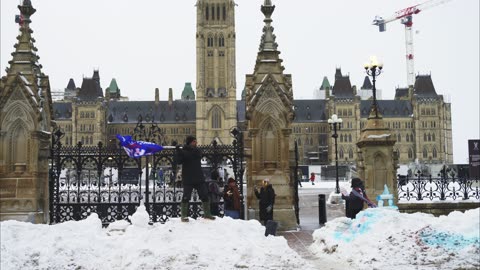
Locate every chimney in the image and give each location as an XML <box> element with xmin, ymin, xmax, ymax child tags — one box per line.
<box><xmin>155</xmin><ymin>88</ymin><xmax>159</xmax><ymax>105</ymax></box>
<box><xmin>168</xmin><ymin>88</ymin><xmax>173</xmax><ymax>106</ymax></box>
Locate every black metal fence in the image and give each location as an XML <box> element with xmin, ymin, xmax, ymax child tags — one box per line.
<box><xmin>49</xmin><ymin>124</ymin><xmax>245</xmax><ymax>225</ymax></box>
<box><xmin>397</xmin><ymin>173</ymin><xmax>480</xmax><ymax>201</ymax></box>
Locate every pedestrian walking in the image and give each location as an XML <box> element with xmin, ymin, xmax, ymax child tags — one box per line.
<box><xmin>254</xmin><ymin>178</ymin><xmax>276</xmax><ymax>225</ymax></box>
<box><xmin>176</xmin><ymin>135</ymin><xmax>215</xmax><ymax>222</ymax></box>
<box><xmin>310</xmin><ymin>172</ymin><xmax>315</xmax><ymax>185</ymax></box>
<box><xmin>223</xmin><ymin>177</ymin><xmax>241</xmax><ymax>219</ymax></box>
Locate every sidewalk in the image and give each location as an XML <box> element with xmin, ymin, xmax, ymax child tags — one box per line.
<box><xmin>278</xmin><ymin>188</ymin><xmax>346</xmax><ymax>265</ymax></box>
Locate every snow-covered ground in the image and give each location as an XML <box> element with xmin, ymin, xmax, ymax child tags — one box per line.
<box><xmin>311</xmin><ymin>207</ymin><xmax>480</xmax><ymax>270</ymax></box>
<box><xmin>1</xmin><ymin>204</ymin><xmax>478</xmax><ymax>269</ymax></box>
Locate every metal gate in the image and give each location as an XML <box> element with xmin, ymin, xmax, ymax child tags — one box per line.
<box><xmin>49</xmin><ymin>121</ymin><xmax>245</xmax><ymax>225</ymax></box>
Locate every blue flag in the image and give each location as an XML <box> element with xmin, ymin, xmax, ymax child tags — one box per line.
<box><xmin>116</xmin><ymin>134</ymin><xmax>164</xmax><ymax>158</ymax></box>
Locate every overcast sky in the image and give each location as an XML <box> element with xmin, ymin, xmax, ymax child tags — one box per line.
<box><xmin>1</xmin><ymin>0</ymin><xmax>478</xmax><ymax>163</ymax></box>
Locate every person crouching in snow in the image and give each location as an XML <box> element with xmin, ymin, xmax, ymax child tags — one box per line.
<box><xmin>341</xmin><ymin>178</ymin><xmax>376</xmax><ymax>219</ymax></box>
<box><xmin>254</xmin><ymin>178</ymin><xmax>276</xmax><ymax>225</ymax></box>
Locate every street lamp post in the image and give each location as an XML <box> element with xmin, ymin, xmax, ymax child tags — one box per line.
<box><xmin>364</xmin><ymin>56</ymin><xmax>383</xmax><ymax>118</ymax></box>
<box><xmin>328</xmin><ymin>114</ymin><xmax>343</xmax><ymax>194</ymax></box>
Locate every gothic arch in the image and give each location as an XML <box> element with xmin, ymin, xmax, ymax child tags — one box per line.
<box><xmin>259</xmin><ymin>118</ymin><xmax>281</xmax><ymax>165</ymax></box>
<box><xmin>5</xmin><ymin>119</ymin><xmax>30</xmax><ymax>171</ymax></box>
<box><xmin>1</xmin><ymin>101</ymin><xmax>35</xmax><ymax>131</ymax></box>
<box><xmin>208</xmin><ymin>105</ymin><xmax>225</xmax><ymax>129</ymax></box>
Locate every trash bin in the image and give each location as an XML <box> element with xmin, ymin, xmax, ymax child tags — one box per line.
<box><xmin>318</xmin><ymin>194</ymin><xmax>327</xmax><ymax>224</ymax></box>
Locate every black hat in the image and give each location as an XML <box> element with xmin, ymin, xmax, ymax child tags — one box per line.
<box><xmin>351</xmin><ymin>178</ymin><xmax>363</xmax><ymax>188</ymax></box>
<box><xmin>186</xmin><ymin>135</ymin><xmax>196</xmax><ymax>145</ymax></box>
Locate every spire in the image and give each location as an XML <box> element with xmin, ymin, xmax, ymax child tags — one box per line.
<box><xmin>259</xmin><ymin>0</ymin><xmax>278</xmax><ymax>51</ymax></box>
<box><xmin>6</xmin><ymin>0</ymin><xmax>42</xmax><ymax>77</ymax></box>
<box><xmin>168</xmin><ymin>88</ymin><xmax>173</xmax><ymax>106</ymax></box>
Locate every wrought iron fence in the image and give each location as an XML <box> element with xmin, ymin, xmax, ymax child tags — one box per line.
<box><xmin>49</xmin><ymin>123</ymin><xmax>245</xmax><ymax>225</ymax></box>
<box><xmin>397</xmin><ymin>172</ymin><xmax>480</xmax><ymax>201</ymax></box>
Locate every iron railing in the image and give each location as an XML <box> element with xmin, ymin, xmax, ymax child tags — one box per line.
<box><xmin>49</xmin><ymin>124</ymin><xmax>245</xmax><ymax>225</ymax></box>
<box><xmin>397</xmin><ymin>173</ymin><xmax>480</xmax><ymax>201</ymax></box>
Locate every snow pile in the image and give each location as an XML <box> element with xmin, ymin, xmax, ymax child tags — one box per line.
<box><xmin>310</xmin><ymin>208</ymin><xmax>480</xmax><ymax>270</ymax></box>
<box><xmin>0</xmin><ymin>206</ymin><xmax>313</xmax><ymax>270</ymax></box>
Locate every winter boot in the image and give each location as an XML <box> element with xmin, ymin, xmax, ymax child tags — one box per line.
<box><xmin>202</xmin><ymin>201</ymin><xmax>216</xmax><ymax>220</ymax></box>
<box><xmin>180</xmin><ymin>202</ymin><xmax>189</xmax><ymax>222</ymax></box>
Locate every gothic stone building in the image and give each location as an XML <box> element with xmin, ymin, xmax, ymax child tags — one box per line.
<box><xmin>52</xmin><ymin>0</ymin><xmax>453</xmax><ymax>168</ymax></box>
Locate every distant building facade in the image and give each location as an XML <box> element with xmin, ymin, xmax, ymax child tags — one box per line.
<box><xmin>49</xmin><ymin>0</ymin><xmax>453</xmax><ymax>166</ymax></box>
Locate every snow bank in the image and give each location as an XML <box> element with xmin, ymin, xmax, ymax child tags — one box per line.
<box><xmin>310</xmin><ymin>208</ymin><xmax>480</xmax><ymax>270</ymax></box>
<box><xmin>1</xmin><ymin>206</ymin><xmax>313</xmax><ymax>270</ymax></box>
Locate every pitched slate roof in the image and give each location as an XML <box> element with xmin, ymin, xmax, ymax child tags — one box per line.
<box><xmin>107</xmin><ymin>100</ymin><xmax>196</xmax><ymax>124</ymax></box>
<box><xmin>77</xmin><ymin>78</ymin><xmax>103</xmax><ymax>101</ymax></box>
<box><xmin>395</xmin><ymin>87</ymin><xmax>409</xmax><ymax>99</ymax></box>
<box><xmin>66</xmin><ymin>78</ymin><xmax>76</xmax><ymax>90</ymax></box>
<box><xmin>360</xmin><ymin>100</ymin><xmax>413</xmax><ymax>118</ymax></box>
<box><xmin>414</xmin><ymin>75</ymin><xmax>438</xmax><ymax>97</ymax></box>
<box><xmin>293</xmin><ymin>100</ymin><xmax>328</xmax><ymax>122</ymax></box>
<box><xmin>332</xmin><ymin>76</ymin><xmax>354</xmax><ymax>97</ymax></box>
<box><xmin>361</xmin><ymin>76</ymin><xmax>372</xmax><ymax>90</ymax></box>
<box><xmin>52</xmin><ymin>102</ymin><xmax>72</xmax><ymax>119</ymax></box>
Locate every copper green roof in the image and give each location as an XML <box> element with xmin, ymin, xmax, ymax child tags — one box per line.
<box><xmin>320</xmin><ymin>76</ymin><xmax>330</xmax><ymax>90</ymax></box>
<box><xmin>181</xmin><ymin>82</ymin><xmax>195</xmax><ymax>100</ymax></box>
<box><xmin>107</xmin><ymin>78</ymin><xmax>120</xmax><ymax>93</ymax></box>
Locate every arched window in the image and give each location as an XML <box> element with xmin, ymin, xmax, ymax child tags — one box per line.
<box><xmin>211</xmin><ymin>108</ymin><xmax>222</xmax><ymax>129</ymax></box>
<box><xmin>423</xmin><ymin>148</ymin><xmax>428</xmax><ymax>159</ymax></box>
<box><xmin>223</xmin><ymin>5</ymin><xmax>226</xmax><ymax>20</ymax></box>
<box><xmin>339</xmin><ymin>148</ymin><xmax>344</xmax><ymax>159</ymax></box>
<box><xmin>408</xmin><ymin>148</ymin><xmax>413</xmax><ymax>159</ymax></box>
<box><xmin>432</xmin><ymin>133</ymin><xmax>435</xmax><ymax>141</ymax></box>
<box><xmin>205</xmin><ymin>5</ymin><xmax>209</xmax><ymax>20</ymax></box>
<box><xmin>340</xmin><ymin>134</ymin><xmax>343</xmax><ymax>143</ymax></box>
<box><xmin>406</xmin><ymin>134</ymin><xmax>410</xmax><ymax>142</ymax></box>
<box><xmin>298</xmin><ymin>138</ymin><xmax>302</xmax><ymax>146</ymax></box>
<box><xmin>348</xmin><ymin>148</ymin><xmax>353</xmax><ymax>159</ymax></box>
<box><xmin>397</xmin><ymin>134</ymin><xmax>401</xmax><ymax>142</ymax></box>
<box><xmin>424</xmin><ymin>134</ymin><xmax>427</xmax><ymax>141</ymax></box>
<box><xmin>211</xmin><ymin>6</ymin><xmax>215</xmax><ymax>20</ymax></box>
<box><xmin>349</xmin><ymin>134</ymin><xmax>352</xmax><ymax>142</ymax></box>
<box><xmin>207</xmin><ymin>36</ymin><xmax>214</xmax><ymax>47</ymax></box>
<box><xmin>433</xmin><ymin>148</ymin><xmax>438</xmax><ymax>158</ymax></box>
<box><xmin>219</xmin><ymin>36</ymin><xmax>225</xmax><ymax>47</ymax></box>
<box><xmin>428</xmin><ymin>134</ymin><xmax>431</xmax><ymax>141</ymax></box>
<box><xmin>410</xmin><ymin>134</ymin><xmax>414</xmax><ymax>142</ymax></box>
<box><xmin>217</xmin><ymin>5</ymin><xmax>220</xmax><ymax>20</ymax></box>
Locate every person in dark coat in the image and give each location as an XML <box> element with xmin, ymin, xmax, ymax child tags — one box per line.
<box><xmin>254</xmin><ymin>178</ymin><xmax>276</xmax><ymax>225</ymax></box>
<box><xmin>176</xmin><ymin>135</ymin><xmax>215</xmax><ymax>222</ymax></box>
<box><xmin>223</xmin><ymin>177</ymin><xmax>241</xmax><ymax>219</ymax></box>
<box><xmin>341</xmin><ymin>178</ymin><xmax>376</xmax><ymax>219</ymax></box>
<box><xmin>207</xmin><ymin>170</ymin><xmax>223</xmax><ymax>216</ymax></box>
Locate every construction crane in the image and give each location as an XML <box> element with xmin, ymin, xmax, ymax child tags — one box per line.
<box><xmin>372</xmin><ymin>0</ymin><xmax>452</xmax><ymax>86</ymax></box>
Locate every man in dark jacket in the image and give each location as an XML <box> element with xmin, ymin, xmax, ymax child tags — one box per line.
<box><xmin>254</xmin><ymin>178</ymin><xmax>276</xmax><ymax>225</ymax></box>
<box><xmin>176</xmin><ymin>135</ymin><xmax>215</xmax><ymax>222</ymax></box>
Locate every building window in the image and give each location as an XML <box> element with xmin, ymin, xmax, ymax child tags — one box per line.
<box><xmin>397</xmin><ymin>134</ymin><xmax>401</xmax><ymax>142</ymax></box>
<box><xmin>219</xmin><ymin>51</ymin><xmax>225</xmax><ymax>57</ymax></box>
<box><xmin>348</xmin><ymin>148</ymin><xmax>353</xmax><ymax>159</ymax></box>
<box><xmin>432</xmin><ymin>133</ymin><xmax>435</xmax><ymax>141</ymax></box>
<box><xmin>433</xmin><ymin>148</ymin><xmax>438</xmax><ymax>158</ymax></box>
<box><xmin>223</xmin><ymin>5</ymin><xmax>226</xmax><ymax>20</ymax></box>
<box><xmin>206</xmin><ymin>6</ymin><xmax>209</xmax><ymax>20</ymax></box>
<box><xmin>207</xmin><ymin>37</ymin><xmax>214</xmax><ymax>47</ymax></box>
<box><xmin>408</xmin><ymin>149</ymin><xmax>413</xmax><ymax>159</ymax></box>
<box><xmin>217</xmin><ymin>5</ymin><xmax>220</xmax><ymax>20</ymax></box>
<box><xmin>212</xmin><ymin>108</ymin><xmax>222</xmax><ymax>129</ymax></box>
<box><xmin>211</xmin><ymin>6</ymin><xmax>215</xmax><ymax>20</ymax></box>
<box><xmin>423</xmin><ymin>148</ymin><xmax>428</xmax><ymax>159</ymax></box>
<box><xmin>219</xmin><ymin>36</ymin><xmax>225</xmax><ymax>47</ymax></box>
<box><xmin>339</xmin><ymin>148</ymin><xmax>344</xmax><ymax>159</ymax></box>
